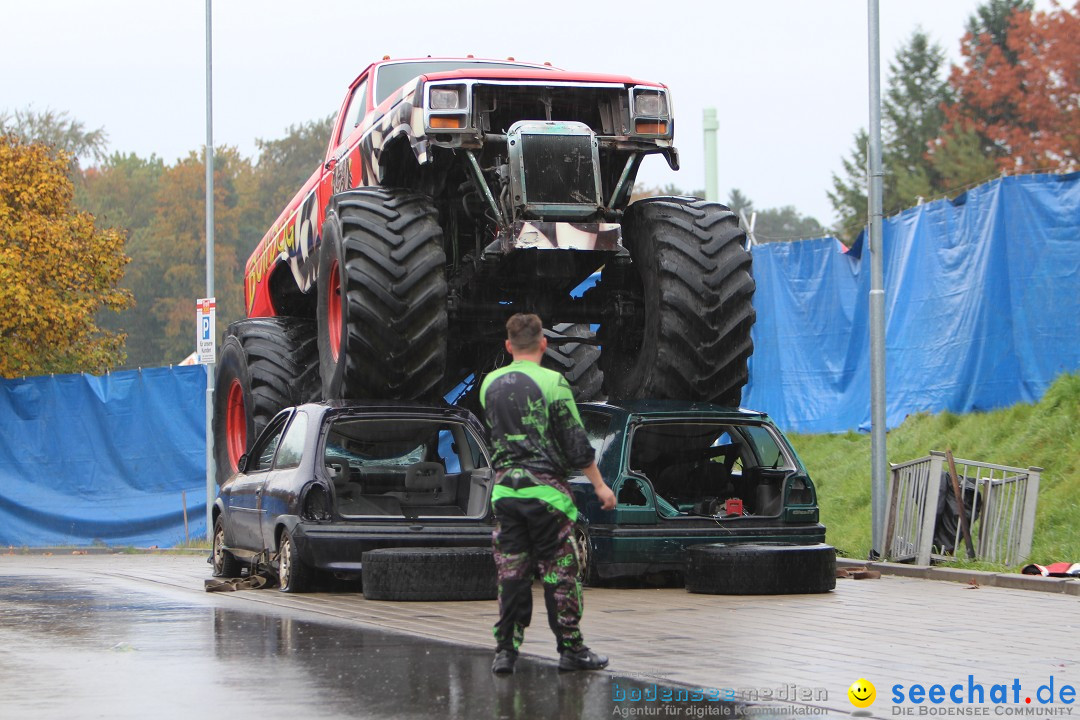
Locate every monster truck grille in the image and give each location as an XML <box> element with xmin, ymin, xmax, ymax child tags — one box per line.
<box><xmin>520</xmin><ymin>134</ymin><xmax>597</xmax><ymax>205</ymax></box>
<box><xmin>507</xmin><ymin>120</ymin><xmax>602</xmax><ymax>220</ymax></box>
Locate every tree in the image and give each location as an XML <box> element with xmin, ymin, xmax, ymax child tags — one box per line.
<box><xmin>251</xmin><ymin>115</ymin><xmax>334</xmax><ymax>229</ymax></box>
<box><xmin>752</xmin><ymin>206</ymin><xmax>826</xmax><ymax>243</ymax></box>
<box><xmin>0</xmin><ymin>108</ymin><xmax>109</xmax><ymax>169</ymax></box>
<box><xmin>77</xmin><ymin>152</ymin><xmax>166</xmax><ymax>232</ymax></box>
<box><xmin>121</xmin><ymin>148</ymin><xmax>249</xmax><ymax>366</ymax></box>
<box><xmin>726</xmin><ymin>188</ymin><xmax>754</xmax><ymax>218</ymax></box>
<box><xmin>827</xmin><ymin>129</ymin><xmax>871</xmax><ymax>242</ymax></box>
<box><xmin>726</xmin><ymin>188</ymin><xmax>825</xmax><ymax>243</ymax></box>
<box><xmin>943</xmin><ymin>1</ymin><xmax>1080</xmax><ymax>173</ymax></box>
<box><xmin>0</xmin><ymin>135</ymin><xmax>131</xmax><ymax>377</ymax></box>
<box><xmin>965</xmin><ymin>0</ymin><xmax>1034</xmax><ymax>64</ymax></box>
<box><xmin>885</xmin><ymin>30</ymin><xmax>953</xmax><ymax>201</ymax></box>
<box><xmin>829</xmin><ymin>31</ymin><xmax>954</xmax><ymax>241</ymax></box>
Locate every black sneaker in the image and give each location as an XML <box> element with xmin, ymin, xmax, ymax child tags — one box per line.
<box><xmin>492</xmin><ymin>649</ymin><xmax>518</xmax><ymax>674</ymax></box>
<box><xmin>558</xmin><ymin>647</ymin><xmax>609</xmax><ymax>671</ymax></box>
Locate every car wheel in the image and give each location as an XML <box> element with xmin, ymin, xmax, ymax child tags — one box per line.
<box><xmin>685</xmin><ymin>543</ymin><xmax>836</xmax><ymax>595</ymax></box>
<box><xmin>317</xmin><ymin>187</ymin><xmax>447</xmax><ymax>401</ymax></box>
<box><xmin>361</xmin><ymin>547</ymin><xmax>497</xmax><ymax>601</ymax></box>
<box><xmin>600</xmin><ymin>197</ymin><xmax>755</xmax><ymax>407</ymax></box>
<box><xmin>573</xmin><ymin>522</ymin><xmax>601</xmax><ymax>587</ymax></box>
<box><xmin>211</xmin><ymin>516</ymin><xmax>242</xmax><ymax>578</ymax></box>
<box><xmin>277</xmin><ymin>529</ymin><xmax>311</xmax><ymax>593</ymax></box>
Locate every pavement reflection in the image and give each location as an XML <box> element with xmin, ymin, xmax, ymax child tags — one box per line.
<box><xmin>0</xmin><ymin>574</ymin><xmax>753</xmax><ymax>720</ymax></box>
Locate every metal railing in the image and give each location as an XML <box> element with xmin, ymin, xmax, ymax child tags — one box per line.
<box><xmin>883</xmin><ymin>451</ymin><xmax>1041</xmax><ymax>566</ymax></box>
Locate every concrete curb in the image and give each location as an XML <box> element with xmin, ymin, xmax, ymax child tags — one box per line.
<box><xmin>836</xmin><ymin>558</ymin><xmax>1080</xmax><ymax>595</ymax></box>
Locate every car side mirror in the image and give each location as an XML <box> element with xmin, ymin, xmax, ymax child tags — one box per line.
<box><xmin>237</xmin><ymin>454</ymin><xmax>249</xmax><ymax>474</ymax></box>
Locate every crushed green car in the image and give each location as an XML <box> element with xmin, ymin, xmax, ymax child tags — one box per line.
<box><xmin>569</xmin><ymin>400</ymin><xmax>826</xmax><ymax>584</ymax></box>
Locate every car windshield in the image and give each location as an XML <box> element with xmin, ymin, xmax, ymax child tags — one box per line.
<box><xmin>374</xmin><ymin>60</ymin><xmax>553</xmax><ymax>104</ymax></box>
<box><xmin>323</xmin><ymin>416</ymin><xmax>492</xmax><ymax>519</ymax></box>
<box><xmin>628</xmin><ymin>421</ymin><xmax>796</xmax><ymax>518</ymax></box>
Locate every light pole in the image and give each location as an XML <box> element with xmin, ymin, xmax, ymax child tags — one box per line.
<box><xmin>204</xmin><ymin>0</ymin><xmax>215</xmax><ymax>539</ymax></box>
<box><xmin>867</xmin><ymin>0</ymin><xmax>887</xmax><ymax>559</ymax></box>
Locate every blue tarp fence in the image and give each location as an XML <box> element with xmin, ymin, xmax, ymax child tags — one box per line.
<box><xmin>1</xmin><ymin>173</ymin><xmax>1077</xmax><ymax>546</ymax></box>
<box><xmin>0</xmin><ymin>366</ymin><xmax>207</xmax><ymax>547</ymax></box>
<box><xmin>744</xmin><ymin>172</ymin><xmax>1080</xmax><ymax>433</ymax></box>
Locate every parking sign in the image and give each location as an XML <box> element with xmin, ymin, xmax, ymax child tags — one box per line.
<box><xmin>196</xmin><ymin>297</ymin><xmax>216</xmax><ymax>364</ymax></box>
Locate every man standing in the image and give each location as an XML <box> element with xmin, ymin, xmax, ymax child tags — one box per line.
<box><xmin>481</xmin><ymin>313</ymin><xmax>617</xmax><ymax>675</ymax></box>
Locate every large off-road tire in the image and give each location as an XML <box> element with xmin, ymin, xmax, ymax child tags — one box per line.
<box><xmin>600</xmin><ymin>198</ymin><xmax>755</xmax><ymax>407</ymax></box>
<box><xmin>212</xmin><ymin>318</ymin><xmax>320</xmax><ymax>482</ymax></box>
<box><xmin>361</xmin><ymin>547</ymin><xmax>497</xmax><ymax>601</ymax></box>
<box><xmin>211</xmin><ymin>516</ymin><xmax>243</xmax><ymax>578</ymax></box>
<box><xmin>454</xmin><ymin>323</ymin><xmax>604</xmax><ymax>415</ymax></box>
<box><xmin>543</xmin><ymin>323</ymin><xmax>604</xmax><ymax>403</ymax></box>
<box><xmin>685</xmin><ymin>543</ymin><xmax>836</xmax><ymax>595</ymax></box>
<box><xmin>318</xmin><ymin>187</ymin><xmax>447</xmax><ymax>401</ymax></box>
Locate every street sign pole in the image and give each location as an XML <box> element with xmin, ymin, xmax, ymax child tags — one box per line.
<box><xmin>204</xmin><ymin>0</ymin><xmax>215</xmax><ymax>541</ymax></box>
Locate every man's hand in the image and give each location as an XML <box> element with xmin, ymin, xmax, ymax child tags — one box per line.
<box><xmin>594</xmin><ymin>484</ymin><xmax>616</xmax><ymax>511</ymax></box>
<box><xmin>582</xmin><ymin>462</ymin><xmax>616</xmax><ymax>511</ymax></box>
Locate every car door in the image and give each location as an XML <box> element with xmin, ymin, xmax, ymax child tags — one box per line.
<box><xmin>228</xmin><ymin>412</ymin><xmax>290</xmax><ymax>551</ymax></box>
<box><xmin>258</xmin><ymin>410</ymin><xmax>310</xmax><ymax>547</ymax></box>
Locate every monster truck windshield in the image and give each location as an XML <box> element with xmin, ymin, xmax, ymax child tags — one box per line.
<box><xmin>375</xmin><ymin>60</ymin><xmax>554</xmax><ymax>104</ymax></box>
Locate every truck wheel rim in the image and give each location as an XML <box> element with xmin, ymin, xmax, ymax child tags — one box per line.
<box><xmin>328</xmin><ymin>260</ymin><xmax>342</xmax><ymax>361</ymax></box>
<box><xmin>226</xmin><ymin>379</ymin><xmax>246</xmax><ymax>471</ymax></box>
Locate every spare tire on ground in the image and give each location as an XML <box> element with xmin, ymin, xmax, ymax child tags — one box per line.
<box><xmin>362</xmin><ymin>547</ymin><xmax>497</xmax><ymax>601</ymax></box>
<box><xmin>685</xmin><ymin>543</ymin><xmax>836</xmax><ymax>595</ymax></box>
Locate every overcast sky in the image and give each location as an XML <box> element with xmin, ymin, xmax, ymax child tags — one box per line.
<box><xmin>0</xmin><ymin>0</ymin><xmax>1046</xmax><ymax>229</ymax></box>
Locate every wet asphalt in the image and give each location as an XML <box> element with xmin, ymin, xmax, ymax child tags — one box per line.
<box><xmin>0</xmin><ymin>567</ymin><xmax>756</xmax><ymax>720</ymax></box>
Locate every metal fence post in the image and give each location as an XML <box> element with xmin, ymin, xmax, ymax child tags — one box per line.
<box><xmin>918</xmin><ymin>452</ymin><xmax>945</xmax><ymax>565</ymax></box>
<box><xmin>1018</xmin><ymin>467</ymin><xmax>1042</xmax><ymax>563</ymax></box>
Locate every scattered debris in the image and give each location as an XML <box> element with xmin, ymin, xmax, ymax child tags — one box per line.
<box><xmin>204</xmin><ymin>574</ymin><xmax>273</xmax><ymax>593</ymax></box>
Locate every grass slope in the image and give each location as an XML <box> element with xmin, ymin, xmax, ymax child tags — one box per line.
<box><xmin>789</xmin><ymin>372</ymin><xmax>1079</xmax><ymax>568</ymax></box>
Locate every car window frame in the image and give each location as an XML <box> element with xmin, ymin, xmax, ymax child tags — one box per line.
<box><xmin>273</xmin><ymin>410</ymin><xmax>309</xmax><ymax>471</ymax></box>
<box><xmin>247</xmin><ymin>410</ymin><xmax>292</xmax><ymax>474</ymax></box>
<box><xmin>336</xmin><ymin>77</ymin><xmax>369</xmax><ymax>146</ymax></box>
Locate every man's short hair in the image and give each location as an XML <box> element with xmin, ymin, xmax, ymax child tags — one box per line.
<box><xmin>506</xmin><ymin>313</ymin><xmax>543</xmax><ymax>352</ymax></box>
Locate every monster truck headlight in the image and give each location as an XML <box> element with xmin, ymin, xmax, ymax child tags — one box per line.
<box><xmin>630</xmin><ymin>86</ymin><xmax>671</xmax><ymax>136</ymax></box>
<box><xmin>425</xmin><ymin>82</ymin><xmax>471</xmax><ymax>131</ymax></box>
<box><xmin>430</xmin><ymin>87</ymin><xmax>463</xmax><ymax>110</ymax></box>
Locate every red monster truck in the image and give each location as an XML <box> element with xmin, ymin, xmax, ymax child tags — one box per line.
<box><xmin>214</xmin><ymin>57</ymin><xmax>755</xmax><ymax>479</ymax></box>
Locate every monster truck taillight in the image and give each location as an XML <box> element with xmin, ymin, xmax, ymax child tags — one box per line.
<box><xmin>507</xmin><ymin>120</ymin><xmax>602</xmax><ymax>220</ymax></box>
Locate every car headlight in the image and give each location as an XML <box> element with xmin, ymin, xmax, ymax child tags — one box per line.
<box><xmin>430</xmin><ymin>86</ymin><xmax>463</xmax><ymax>110</ymax></box>
<box><xmin>633</xmin><ymin>90</ymin><xmax>668</xmax><ymax>118</ymax></box>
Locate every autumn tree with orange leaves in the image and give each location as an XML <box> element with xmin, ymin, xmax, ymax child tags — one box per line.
<box><xmin>0</xmin><ymin>135</ymin><xmax>132</xmax><ymax>377</ymax></box>
<box><xmin>943</xmin><ymin>0</ymin><xmax>1080</xmax><ymax>173</ymax></box>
